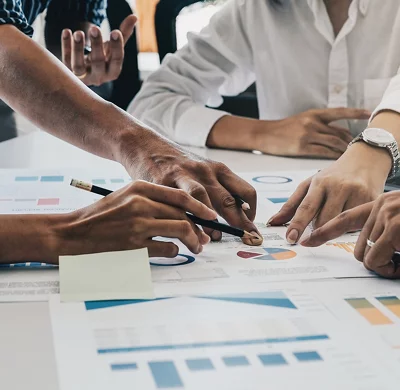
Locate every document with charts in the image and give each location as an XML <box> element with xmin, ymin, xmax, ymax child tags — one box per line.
<box><xmin>49</xmin><ymin>282</ymin><xmax>399</xmax><ymax>390</ymax></box>
<box><xmin>0</xmin><ymin>168</ymin><xmax>366</xmax><ymax>302</ymax></box>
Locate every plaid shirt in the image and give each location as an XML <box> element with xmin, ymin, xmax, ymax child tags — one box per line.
<box><xmin>0</xmin><ymin>0</ymin><xmax>107</xmax><ymax>36</ymax></box>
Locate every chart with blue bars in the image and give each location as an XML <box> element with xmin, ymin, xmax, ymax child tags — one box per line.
<box><xmin>108</xmin><ymin>350</ymin><xmax>324</xmax><ymax>389</ymax></box>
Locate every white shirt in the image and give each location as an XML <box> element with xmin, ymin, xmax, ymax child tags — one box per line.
<box><xmin>129</xmin><ymin>0</ymin><xmax>400</xmax><ymax>148</ymax></box>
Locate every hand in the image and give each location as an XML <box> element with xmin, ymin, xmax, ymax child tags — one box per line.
<box><xmin>118</xmin><ymin>133</ymin><xmax>262</xmax><ymax>245</ymax></box>
<box><xmin>268</xmin><ymin>142</ymin><xmax>390</xmax><ymax>244</ymax></box>
<box><xmin>61</xmin><ymin>15</ymin><xmax>137</xmax><ymax>86</ymax></box>
<box><xmin>60</xmin><ymin>181</ymin><xmax>218</xmax><ymax>258</ymax></box>
<box><xmin>256</xmin><ymin>108</ymin><xmax>370</xmax><ymax>158</ymax></box>
<box><xmin>302</xmin><ymin>193</ymin><xmax>400</xmax><ymax>279</ymax></box>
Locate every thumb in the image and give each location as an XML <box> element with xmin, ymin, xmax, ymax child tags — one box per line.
<box><xmin>119</xmin><ymin>14</ymin><xmax>137</xmax><ymax>45</ymax></box>
<box><xmin>316</xmin><ymin>108</ymin><xmax>371</xmax><ymax>123</ymax></box>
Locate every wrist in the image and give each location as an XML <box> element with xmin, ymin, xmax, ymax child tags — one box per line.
<box><xmin>343</xmin><ymin>142</ymin><xmax>392</xmax><ymax>177</ymax></box>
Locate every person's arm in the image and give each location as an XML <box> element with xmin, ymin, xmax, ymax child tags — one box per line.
<box><xmin>129</xmin><ymin>0</ymin><xmax>254</xmax><ymax>148</ymax></box>
<box><xmin>0</xmin><ymin>25</ymin><xmax>260</xmax><ymax>241</ymax></box>
<box><xmin>0</xmin><ymin>182</ymin><xmax>218</xmax><ymax>264</ymax></box>
<box><xmin>269</xmin><ymin>74</ymin><xmax>400</xmax><ymax>243</ymax></box>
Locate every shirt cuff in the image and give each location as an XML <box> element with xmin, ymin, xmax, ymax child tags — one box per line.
<box><xmin>370</xmin><ymin>92</ymin><xmax>400</xmax><ymax>122</ymax></box>
<box><xmin>174</xmin><ymin>106</ymin><xmax>230</xmax><ymax>147</ymax></box>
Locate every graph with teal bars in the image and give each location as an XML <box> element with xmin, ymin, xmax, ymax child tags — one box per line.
<box><xmin>237</xmin><ymin>247</ymin><xmax>297</xmax><ymax>261</ymax></box>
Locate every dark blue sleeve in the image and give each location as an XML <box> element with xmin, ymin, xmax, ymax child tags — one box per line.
<box><xmin>0</xmin><ymin>0</ymin><xmax>33</xmax><ymax>36</ymax></box>
<box><xmin>83</xmin><ymin>0</ymin><xmax>107</xmax><ymax>26</ymax></box>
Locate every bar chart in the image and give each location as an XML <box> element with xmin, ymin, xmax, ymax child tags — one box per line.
<box><xmin>326</xmin><ymin>242</ymin><xmax>356</xmax><ymax>254</ymax></box>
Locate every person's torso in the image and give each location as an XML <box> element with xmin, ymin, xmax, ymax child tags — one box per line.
<box><xmin>241</xmin><ymin>0</ymin><xmax>400</xmax><ymax>135</ymax></box>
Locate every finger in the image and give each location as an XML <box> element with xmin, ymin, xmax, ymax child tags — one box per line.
<box><xmin>363</xmin><ymin>233</ymin><xmax>399</xmax><ymax>278</ymax></box>
<box><xmin>89</xmin><ymin>26</ymin><xmax>106</xmax><ymax>85</ymax></box>
<box><xmin>218</xmin><ymin>168</ymin><xmax>257</xmax><ymax>221</ymax></box>
<box><xmin>61</xmin><ymin>29</ymin><xmax>73</xmax><ymax>70</ymax></box>
<box><xmin>71</xmin><ymin>31</ymin><xmax>86</xmax><ymax>76</ymax></box>
<box><xmin>362</xmin><ymin>218</ymin><xmax>385</xmax><ymax>262</ymax></box>
<box><xmin>175</xmin><ymin>177</ymin><xmax>220</xmax><ymax>241</ymax></box>
<box><xmin>354</xmin><ymin>204</ymin><xmax>381</xmax><ymax>261</ymax></box>
<box><xmin>312</xmin><ymin>194</ymin><xmax>347</xmax><ymax>229</ymax></box>
<box><xmin>146</xmin><ymin>220</ymin><xmax>203</xmax><ymax>255</ymax></box>
<box><xmin>131</xmin><ymin>181</ymin><xmax>217</xmax><ymax>221</ymax></box>
<box><xmin>207</xmin><ymin>186</ymin><xmax>262</xmax><ymax>246</ymax></box>
<box><xmin>324</xmin><ymin>126</ymin><xmax>354</xmax><ymax>144</ymax></box>
<box><xmin>301</xmin><ymin>202</ymin><xmax>374</xmax><ymax>247</ymax></box>
<box><xmin>119</xmin><ymin>14</ymin><xmax>137</xmax><ymax>44</ymax></box>
<box><xmin>147</xmin><ymin>240</ymin><xmax>179</xmax><ymax>258</ymax></box>
<box><xmin>305</xmin><ymin>144</ymin><xmax>343</xmax><ymax>159</ymax></box>
<box><xmin>145</xmin><ymin>199</ymin><xmax>210</xmax><ymax>246</ymax></box>
<box><xmin>107</xmin><ymin>30</ymin><xmax>124</xmax><ymax>81</ymax></box>
<box><xmin>285</xmin><ymin>184</ymin><xmax>325</xmax><ymax>244</ymax></box>
<box><xmin>312</xmin><ymin>132</ymin><xmax>349</xmax><ymax>153</ymax></box>
<box><xmin>315</xmin><ymin>108</ymin><xmax>371</xmax><ymax>123</ymax></box>
<box><xmin>268</xmin><ymin>178</ymin><xmax>312</xmax><ymax>226</ymax></box>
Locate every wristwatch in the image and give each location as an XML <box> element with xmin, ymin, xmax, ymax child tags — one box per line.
<box><xmin>348</xmin><ymin>128</ymin><xmax>400</xmax><ymax>179</ymax></box>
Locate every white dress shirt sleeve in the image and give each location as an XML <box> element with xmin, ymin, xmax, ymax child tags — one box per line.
<box><xmin>371</xmin><ymin>72</ymin><xmax>400</xmax><ymax>119</ymax></box>
<box><xmin>128</xmin><ymin>0</ymin><xmax>255</xmax><ymax>147</ymax></box>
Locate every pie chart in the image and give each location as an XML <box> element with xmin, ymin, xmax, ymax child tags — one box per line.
<box><xmin>237</xmin><ymin>247</ymin><xmax>296</xmax><ymax>261</ymax></box>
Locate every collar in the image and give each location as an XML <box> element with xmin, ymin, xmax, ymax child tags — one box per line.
<box><xmin>359</xmin><ymin>0</ymin><xmax>370</xmax><ymax>16</ymax></box>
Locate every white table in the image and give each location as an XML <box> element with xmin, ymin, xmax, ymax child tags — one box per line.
<box><xmin>0</xmin><ymin>131</ymin><xmax>332</xmax><ymax>390</ymax></box>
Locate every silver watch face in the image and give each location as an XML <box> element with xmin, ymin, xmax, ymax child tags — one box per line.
<box><xmin>363</xmin><ymin>128</ymin><xmax>396</xmax><ymax>146</ymax></box>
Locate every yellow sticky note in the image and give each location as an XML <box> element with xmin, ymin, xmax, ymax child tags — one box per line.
<box><xmin>59</xmin><ymin>248</ymin><xmax>154</xmax><ymax>302</ymax></box>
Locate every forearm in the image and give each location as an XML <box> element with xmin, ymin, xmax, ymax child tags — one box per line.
<box><xmin>207</xmin><ymin>115</ymin><xmax>262</xmax><ymax>150</ymax></box>
<box><xmin>0</xmin><ymin>214</ymin><xmax>68</xmax><ymax>264</ymax></box>
<box><xmin>0</xmin><ymin>26</ymin><xmax>140</xmax><ymax>164</ymax></box>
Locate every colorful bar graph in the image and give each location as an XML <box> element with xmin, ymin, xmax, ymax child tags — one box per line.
<box><xmin>149</xmin><ymin>361</ymin><xmax>183</xmax><ymax>389</ymax></box>
<box><xmin>222</xmin><ymin>356</ymin><xmax>250</xmax><ymax>367</ymax></box>
<box><xmin>327</xmin><ymin>242</ymin><xmax>356</xmax><ymax>253</ymax></box>
<box><xmin>258</xmin><ymin>354</ymin><xmax>287</xmax><ymax>366</ymax></box>
<box><xmin>15</xmin><ymin>176</ymin><xmax>39</xmax><ymax>182</ymax></box>
<box><xmin>110</xmin><ymin>363</ymin><xmax>138</xmax><ymax>371</ymax></box>
<box><xmin>293</xmin><ymin>351</ymin><xmax>322</xmax><ymax>362</ymax></box>
<box><xmin>37</xmin><ymin>198</ymin><xmax>60</xmax><ymax>206</ymax></box>
<box><xmin>377</xmin><ymin>296</ymin><xmax>400</xmax><ymax>318</ymax></box>
<box><xmin>40</xmin><ymin>176</ymin><xmax>64</xmax><ymax>182</ymax></box>
<box><xmin>185</xmin><ymin>358</ymin><xmax>214</xmax><ymax>371</ymax></box>
<box><xmin>97</xmin><ymin>334</ymin><xmax>329</xmax><ymax>354</ymax></box>
<box><xmin>345</xmin><ymin>298</ymin><xmax>393</xmax><ymax>325</ymax></box>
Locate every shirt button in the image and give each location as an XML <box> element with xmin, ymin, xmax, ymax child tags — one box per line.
<box><xmin>333</xmin><ymin>85</ymin><xmax>343</xmax><ymax>94</ymax></box>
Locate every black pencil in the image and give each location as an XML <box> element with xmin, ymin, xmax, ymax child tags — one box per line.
<box><xmin>70</xmin><ymin>179</ymin><xmax>258</xmax><ymax>240</ymax></box>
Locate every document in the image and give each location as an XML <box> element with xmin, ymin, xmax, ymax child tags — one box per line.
<box><xmin>49</xmin><ymin>281</ymin><xmax>398</xmax><ymax>390</ymax></box>
<box><xmin>60</xmin><ymin>248</ymin><xmax>154</xmax><ymax>302</ymax></box>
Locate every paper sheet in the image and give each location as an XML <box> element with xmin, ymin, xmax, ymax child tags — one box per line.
<box><xmin>60</xmin><ymin>248</ymin><xmax>154</xmax><ymax>302</ymax></box>
<box><xmin>49</xmin><ymin>281</ymin><xmax>399</xmax><ymax>390</ymax></box>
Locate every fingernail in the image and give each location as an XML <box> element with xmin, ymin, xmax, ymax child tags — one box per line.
<box><xmin>198</xmin><ymin>245</ymin><xmax>203</xmax><ymax>253</ymax></box>
<box><xmin>250</xmin><ymin>231</ymin><xmax>263</xmax><ymax>246</ymax></box>
<box><xmin>111</xmin><ymin>31</ymin><xmax>119</xmax><ymax>41</ymax></box>
<box><xmin>62</xmin><ymin>29</ymin><xmax>69</xmax><ymax>39</ymax></box>
<box><xmin>90</xmin><ymin>28</ymin><xmax>99</xmax><ymax>38</ymax></box>
<box><xmin>211</xmin><ymin>230</ymin><xmax>221</xmax><ymax>241</ymax></box>
<box><xmin>201</xmin><ymin>233</ymin><xmax>211</xmax><ymax>245</ymax></box>
<box><xmin>73</xmin><ymin>32</ymin><xmax>82</xmax><ymax>43</ymax></box>
<box><xmin>266</xmin><ymin>215</ymin><xmax>277</xmax><ymax>227</ymax></box>
<box><xmin>287</xmin><ymin>229</ymin><xmax>299</xmax><ymax>245</ymax></box>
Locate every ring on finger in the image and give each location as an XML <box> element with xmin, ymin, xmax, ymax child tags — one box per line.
<box><xmin>366</xmin><ymin>239</ymin><xmax>375</xmax><ymax>248</ymax></box>
<box><xmin>74</xmin><ymin>71</ymin><xmax>87</xmax><ymax>80</ymax></box>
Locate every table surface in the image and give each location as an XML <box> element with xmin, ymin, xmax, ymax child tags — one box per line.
<box><xmin>0</xmin><ymin>131</ymin><xmax>332</xmax><ymax>390</ymax></box>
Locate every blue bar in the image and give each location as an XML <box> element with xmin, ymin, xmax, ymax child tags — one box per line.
<box><xmin>40</xmin><ymin>176</ymin><xmax>64</xmax><ymax>182</ymax></box>
<box><xmin>149</xmin><ymin>361</ymin><xmax>183</xmax><ymax>388</ymax></box>
<box><xmin>15</xmin><ymin>176</ymin><xmax>39</xmax><ymax>182</ymax></box>
<box><xmin>268</xmin><ymin>198</ymin><xmax>289</xmax><ymax>204</ymax></box>
<box><xmin>15</xmin><ymin>199</ymin><xmax>35</xmax><ymax>202</ymax></box>
<box><xmin>293</xmin><ymin>351</ymin><xmax>323</xmax><ymax>362</ymax></box>
<box><xmin>186</xmin><ymin>358</ymin><xmax>214</xmax><ymax>371</ymax></box>
<box><xmin>110</xmin><ymin>178</ymin><xmax>124</xmax><ymax>183</ymax></box>
<box><xmin>258</xmin><ymin>354</ymin><xmax>288</xmax><ymax>366</ymax></box>
<box><xmin>222</xmin><ymin>356</ymin><xmax>249</xmax><ymax>367</ymax></box>
<box><xmin>97</xmin><ymin>335</ymin><xmax>329</xmax><ymax>354</ymax></box>
<box><xmin>92</xmin><ymin>179</ymin><xmax>107</xmax><ymax>185</ymax></box>
<box><xmin>111</xmin><ymin>363</ymin><xmax>138</xmax><ymax>371</ymax></box>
